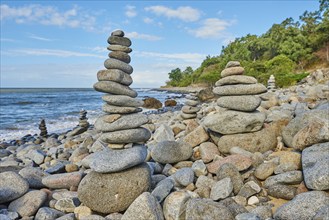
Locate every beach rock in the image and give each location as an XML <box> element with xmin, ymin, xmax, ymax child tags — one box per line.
<box><xmin>19</xmin><ymin>166</ymin><xmax>49</xmax><ymax>188</ymax></box>
<box><xmin>111</xmin><ymin>30</ymin><xmax>124</xmax><ymax>37</ymax></box>
<box><xmin>173</xmin><ymin>168</ymin><xmax>195</xmax><ymax>186</ymax></box>
<box><xmin>210</xmin><ymin>177</ymin><xmax>233</xmax><ymax>200</ymax></box>
<box><xmin>108</xmin><ymin>36</ymin><xmax>132</xmax><ymax>47</ymax></box>
<box><xmin>121</xmin><ymin>192</ymin><xmax>164</xmax><ymax>220</ymax></box>
<box><xmin>107</xmin><ymin>44</ymin><xmax>132</xmax><ymax>53</ymax></box>
<box><xmin>78</xmin><ymin>163</ymin><xmax>151</xmax><ymax>214</ymax></box>
<box><xmin>151</xmin><ymin>141</ymin><xmax>193</xmax><ymax>164</ymax></box>
<box><xmin>238</xmin><ymin>181</ymin><xmax>261</xmax><ymax>198</ymax></box>
<box><xmin>313</xmin><ymin>205</ymin><xmax>329</xmax><ymax>220</ymax></box>
<box><xmin>274</xmin><ymin>191</ymin><xmax>329</xmax><ymax>220</ymax></box>
<box><xmin>216</xmin><ymin>163</ymin><xmax>244</xmax><ymax>195</ymax></box>
<box><xmin>217</xmin><ymin>96</ymin><xmax>261</xmax><ymax>112</ymax></box>
<box><xmin>104</xmin><ymin>58</ymin><xmax>133</xmax><ymax>74</ymax></box>
<box><xmin>182</xmin><ymin>106</ymin><xmax>201</xmax><ymax>114</ymax></box>
<box><xmin>26</xmin><ymin>149</ymin><xmax>46</xmax><ymax>165</ymax></box>
<box><xmin>94</xmin><ymin>81</ymin><xmax>137</xmax><ymax>97</ymax></box>
<box><xmin>195</xmin><ymin>175</ymin><xmax>216</xmax><ymax>189</ymax></box>
<box><xmin>267</xmin><ymin>184</ymin><xmax>297</xmax><ymax>200</ymax></box>
<box><xmin>35</xmin><ymin>207</ymin><xmax>64</xmax><ymax>220</ymax></box>
<box><xmin>213</xmin><ymin>84</ymin><xmax>267</xmax><ymax>96</ymax></box>
<box><xmin>199</xmin><ymin>142</ymin><xmax>220</xmax><ymax>163</ymax></box>
<box><xmin>203</xmin><ymin>110</ymin><xmax>265</xmax><ymax>134</ymax></box>
<box><xmin>102</xmin><ymin>94</ymin><xmax>144</xmax><ymax>107</ymax></box>
<box><xmin>99</xmin><ymin>128</ymin><xmax>151</xmax><ymax>144</ymax></box>
<box><xmin>254</xmin><ymin>162</ymin><xmax>276</xmax><ymax>180</ymax></box>
<box><xmin>153</xmin><ymin>124</ymin><xmax>175</xmax><ymax>142</ymax></box>
<box><xmin>0</xmin><ymin>171</ymin><xmax>29</xmax><ymax>203</ymax></box>
<box><xmin>215</xmin><ymin>75</ymin><xmax>257</xmax><ymax>86</ymax></box>
<box><xmin>97</xmin><ymin>69</ymin><xmax>132</xmax><ymax>85</ymax></box>
<box><xmin>225</xmin><ymin>61</ymin><xmax>240</xmax><ymax>68</ymax></box>
<box><xmin>109</xmin><ymin>51</ymin><xmax>131</xmax><ymax>63</ymax></box>
<box><xmin>185</xmin><ymin>198</ymin><xmax>234</xmax><ymax>220</ymax></box>
<box><xmin>207</xmin><ymin>154</ymin><xmax>252</xmax><ymax>173</ymax></box>
<box><xmin>143</xmin><ymin>97</ymin><xmax>162</xmax><ymax>109</ymax></box>
<box><xmin>264</xmin><ymin>171</ymin><xmax>303</xmax><ymax>188</ymax></box>
<box><xmin>8</xmin><ymin>190</ymin><xmax>47</xmax><ymax>217</ymax></box>
<box><xmin>90</xmin><ymin>146</ymin><xmax>147</xmax><ymax>173</ymax></box>
<box><xmin>183</xmin><ymin>125</ymin><xmax>209</xmax><ymax>148</ymax></box>
<box><xmin>55</xmin><ymin>198</ymin><xmax>80</xmax><ymax>213</ymax></box>
<box><xmin>185</xmin><ymin>99</ymin><xmax>198</xmax><ymax>106</ymax></box>
<box><xmin>192</xmin><ymin>160</ymin><xmax>208</xmax><ymax>177</ymax></box>
<box><xmin>151</xmin><ymin>178</ymin><xmax>174</xmax><ymax>203</ymax></box>
<box><xmin>163</xmin><ymin>191</ymin><xmax>196</xmax><ymax>220</ymax></box>
<box><xmin>197</xmin><ymin>87</ymin><xmax>216</xmax><ymax>102</ymax></box>
<box><xmin>95</xmin><ymin>113</ymin><xmax>148</xmax><ymax>132</ymax></box>
<box><xmin>181</xmin><ymin>113</ymin><xmax>197</xmax><ymax>119</ymax></box>
<box><xmin>103</xmin><ymin>104</ymin><xmax>142</xmax><ymax>114</ymax></box>
<box><xmin>42</xmin><ymin>172</ymin><xmax>82</xmax><ymax>189</ymax></box>
<box><xmin>221</xmin><ymin>66</ymin><xmax>244</xmax><ymax>77</ymax></box>
<box><xmin>302</xmin><ymin>142</ymin><xmax>329</xmax><ymax>190</ymax></box>
<box><xmin>235</xmin><ymin>213</ymin><xmax>261</xmax><ymax>220</ymax></box>
<box><xmin>164</xmin><ymin>99</ymin><xmax>177</xmax><ymax>107</ymax></box>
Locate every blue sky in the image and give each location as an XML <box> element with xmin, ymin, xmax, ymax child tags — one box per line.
<box><xmin>0</xmin><ymin>1</ymin><xmax>319</xmax><ymax>88</ymax></box>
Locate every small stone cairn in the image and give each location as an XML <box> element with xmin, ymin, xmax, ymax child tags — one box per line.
<box><xmin>267</xmin><ymin>74</ymin><xmax>276</xmax><ymax>91</ymax></box>
<box><xmin>38</xmin><ymin>119</ymin><xmax>48</xmax><ymax>137</ymax></box>
<box><xmin>78</xmin><ymin>30</ymin><xmax>152</xmax><ymax>214</ymax></box>
<box><xmin>204</xmin><ymin>61</ymin><xmax>267</xmax><ymax>135</ymax></box>
<box><xmin>181</xmin><ymin>92</ymin><xmax>200</xmax><ymax>119</ymax></box>
<box><xmin>78</xmin><ymin>110</ymin><xmax>89</xmax><ymax>128</ymax></box>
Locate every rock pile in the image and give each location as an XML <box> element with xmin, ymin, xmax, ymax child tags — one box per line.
<box><xmin>78</xmin><ymin>29</ymin><xmax>152</xmax><ymax>214</ymax></box>
<box><xmin>38</xmin><ymin>119</ymin><xmax>48</xmax><ymax>137</ymax></box>
<box><xmin>267</xmin><ymin>74</ymin><xmax>276</xmax><ymax>91</ymax></box>
<box><xmin>78</xmin><ymin>110</ymin><xmax>89</xmax><ymax>128</ymax></box>
<box><xmin>181</xmin><ymin>93</ymin><xmax>200</xmax><ymax>119</ymax></box>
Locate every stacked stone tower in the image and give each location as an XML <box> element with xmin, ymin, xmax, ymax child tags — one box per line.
<box><xmin>181</xmin><ymin>92</ymin><xmax>200</xmax><ymax>119</ymax></box>
<box><xmin>78</xmin><ymin>30</ymin><xmax>152</xmax><ymax>214</ymax></box>
<box><xmin>38</xmin><ymin>119</ymin><xmax>48</xmax><ymax>137</ymax></box>
<box><xmin>204</xmin><ymin>61</ymin><xmax>267</xmax><ymax>135</ymax></box>
<box><xmin>78</xmin><ymin>110</ymin><xmax>89</xmax><ymax>128</ymax></box>
<box><xmin>267</xmin><ymin>74</ymin><xmax>276</xmax><ymax>91</ymax></box>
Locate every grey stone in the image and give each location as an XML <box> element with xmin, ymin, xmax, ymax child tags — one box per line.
<box><xmin>57</xmin><ymin>213</ymin><xmax>76</xmax><ymax>220</ymax></box>
<box><xmin>90</xmin><ymin>146</ymin><xmax>147</xmax><ymax>173</ymax></box>
<box><xmin>225</xmin><ymin>61</ymin><xmax>241</xmax><ymax>68</ymax></box>
<box><xmin>181</xmin><ymin>112</ymin><xmax>197</xmax><ymax>119</ymax></box>
<box><xmin>54</xmin><ymin>198</ymin><xmax>80</xmax><ymax>213</ymax></box>
<box><xmin>35</xmin><ymin>207</ymin><xmax>64</xmax><ymax>220</ymax></box>
<box><xmin>45</xmin><ymin>162</ymin><xmax>65</xmax><ymax>174</ymax></box>
<box><xmin>111</xmin><ymin>30</ymin><xmax>124</xmax><ymax>37</ymax></box>
<box><xmin>264</xmin><ymin>171</ymin><xmax>303</xmax><ymax>188</ymax></box>
<box><xmin>182</xmin><ymin>106</ymin><xmax>201</xmax><ymax>114</ymax></box>
<box><xmin>302</xmin><ymin>142</ymin><xmax>329</xmax><ymax>190</ymax></box>
<box><xmin>313</xmin><ymin>205</ymin><xmax>329</xmax><ymax>220</ymax></box>
<box><xmin>153</xmin><ymin>124</ymin><xmax>175</xmax><ymax>142</ymax></box>
<box><xmin>163</xmin><ymin>191</ymin><xmax>196</xmax><ymax>220</ymax></box>
<box><xmin>121</xmin><ymin>192</ymin><xmax>164</xmax><ymax>220</ymax></box>
<box><xmin>97</xmin><ymin>69</ymin><xmax>132</xmax><ymax>85</ymax></box>
<box><xmin>109</xmin><ymin>51</ymin><xmax>131</xmax><ymax>63</ymax></box>
<box><xmin>195</xmin><ymin>175</ymin><xmax>216</xmax><ymax>189</ymax></box>
<box><xmin>215</xmin><ymin>75</ymin><xmax>257</xmax><ymax>86</ymax></box>
<box><xmin>104</xmin><ymin>58</ymin><xmax>133</xmax><ymax>74</ymax></box>
<box><xmin>107</xmin><ymin>44</ymin><xmax>132</xmax><ymax>53</ymax></box>
<box><xmin>229</xmin><ymin>146</ymin><xmax>254</xmax><ymax>158</ymax></box>
<box><xmin>203</xmin><ymin>110</ymin><xmax>265</xmax><ymax>134</ymax></box>
<box><xmin>42</xmin><ymin>172</ymin><xmax>83</xmax><ymax>189</ymax></box>
<box><xmin>103</xmin><ymin>104</ymin><xmax>142</xmax><ymax>114</ymax></box>
<box><xmin>235</xmin><ymin>213</ymin><xmax>261</xmax><ymax>220</ymax></box>
<box><xmin>94</xmin><ymin>81</ymin><xmax>137</xmax><ymax>97</ymax></box>
<box><xmin>151</xmin><ymin>141</ymin><xmax>193</xmax><ymax>164</ymax></box>
<box><xmin>274</xmin><ymin>191</ymin><xmax>329</xmax><ymax>220</ymax></box>
<box><xmin>216</xmin><ymin>163</ymin><xmax>244</xmax><ymax>195</ymax></box>
<box><xmin>238</xmin><ymin>181</ymin><xmax>261</xmax><ymax>198</ymax></box>
<box><xmin>217</xmin><ymin>95</ymin><xmax>261</xmax><ymax>112</ymax></box>
<box><xmin>78</xmin><ymin>163</ymin><xmax>151</xmax><ymax>214</ymax></box>
<box><xmin>0</xmin><ymin>215</ymin><xmax>10</xmax><ymax>220</ymax></box>
<box><xmin>221</xmin><ymin>66</ymin><xmax>244</xmax><ymax>77</ymax></box>
<box><xmin>108</xmin><ymin>36</ymin><xmax>131</xmax><ymax>47</ymax></box>
<box><xmin>254</xmin><ymin>162</ymin><xmax>276</xmax><ymax>180</ymax></box>
<box><xmin>19</xmin><ymin>166</ymin><xmax>49</xmax><ymax>188</ymax></box>
<box><xmin>151</xmin><ymin>178</ymin><xmax>174</xmax><ymax>203</ymax></box>
<box><xmin>8</xmin><ymin>190</ymin><xmax>47</xmax><ymax>217</ymax></box>
<box><xmin>173</xmin><ymin>168</ymin><xmax>194</xmax><ymax>186</ymax></box>
<box><xmin>267</xmin><ymin>184</ymin><xmax>296</xmax><ymax>200</ymax></box>
<box><xmin>102</xmin><ymin>95</ymin><xmax>144</xmax><ymax>107</ymax></box>
<box><xmin>213</xmin><ymin>83</ymin><xmax>267</xmax><ymax>96</ymax></box>
<box><xmin>26</xmin><ymin>149</ymin><xmax>46</xmax><ymax>165</ymax></box>
<box><xmin>185</xmin><ymin>99</ymin><xmax>198</xmax><ymax>106</ymax></box>
<box><xmin>99</xmin><ymin>128</ymin><xmax>151</xmax><ymax>144</ymax></box>
<box><xmin>250</xmin><ymin>206</ymin><xmax>272</xmax><ymax>220</ymax></box>
<box><xmin>185</xmin><ymin>198</ymin><xmax>234</xmax><ymax>220</ymax></box>
<box><xmin>210</xmin><ymin>177</ymin><xmax>233</xmax><ymax>200</ymax></box>
<box><xmin>52</xmin><ymin>191</ymin><xmax>78</xmax><ymax>200</ymax></box>
<box><xmin>192</xmin><ymin>160</ymin><xmax>207</xmax><ymax>177</ymax></box>
<box><xmin>0</xmin><ymin>171</ymin><xmax>29</xmax><ymax>203</ymax></box>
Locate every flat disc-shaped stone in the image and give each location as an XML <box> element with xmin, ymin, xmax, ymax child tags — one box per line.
<box><xmin>217</xmin><ymin>95</ymin><xmax>261</xmax><ymax>112</ymax></box>
<box><xmin>99</xmin><ymin>128</ymin><xmax>151</xmax><ymax>144</ymax></box>
<box><xmin>102</xmin><ymin>95</ymin><xmax>144</xmax><ymax>107</ymax></box>
<box><xmin>221</xmin><ymin>66</ymin><xmax>244</xmax><ymax>78</ymax></box>
<box><xmin>102</xmin><ymin>104</ymin><xmax>142</xmax><ymax>114</ymax></box>
<box><xmin>213</xmin><ymin>84</ymin><xmax>267</xmax><ymax>96</ymax></box>
<box><xmin>111</xmin><ymin>30</ymin><xmax>124</xmax><ymax>37</ymax></box>
<box><xmin>104</xmin><ymin>58</ymin><xmax>133</xmax><ymax>74</ymax></box>
<box><xmin>93</xmin><ymin>81</ymin><xmax>137</xmax><ymax>98</ymax></box>
<box><xmin>109</xmin><ymin>51</ymin><xmax>131</xmax><ymax>64</ymax></box>
<box><xmin>181</xmin><ymin>113</ymin><xmax>197</xmax><ymax>119</ymax></box>
<box><xmin>97</xmin><ymin>69</ymin><xmax>132</xmax><ymax>86</ymax></box>
<box><xmin>107</xmin><ymin>45</ymin><xmax>132</xmax><ymax>53</ymax></box>
<box><xmin>182</xmin><ymin>106</ymin><xmax>201</xmax><ymax>114</ymax></box>
<box><xmin>108</xmin><ymin>36</ymin><xmax>132</xmax><ymax>47</ymax></box>
<box><xmin>215</xmin><ymin>75</ymin><xmax>257</xmax><ymax>86</ymax></box>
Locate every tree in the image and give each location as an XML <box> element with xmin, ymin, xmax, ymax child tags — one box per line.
<box><xmin>168</xmin><ymin>68</ymin><xmax>182</xmax><ymax>82</ymax></box>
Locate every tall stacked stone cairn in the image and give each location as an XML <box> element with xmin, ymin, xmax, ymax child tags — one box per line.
<box><xmin>78</xmin><ymin>109</ymin><xmax>89</xmax><ymax>128</ymax></box>
<box><xmin>181</xmin><ymin>92</ymin><xmax>200</xmax><ymax>119</ymax></box>
<box><xmin>77</xmin><ymin>30</ymin><xmax>152</xmax><ymax>214</ymax></box>
<box><xmin>267</xmin><ymin>74</ymin><xmax>276</xmax><ymax>91</ymax></box>
<box><xmin>204</xmin><ymin>61</ymin><xmax>268</xmax><ymax>151</ymax></box>
<box><xmin>38</xmin><ymin>119</ymin><xmax>48</xmax><ymax>137</ymax></box>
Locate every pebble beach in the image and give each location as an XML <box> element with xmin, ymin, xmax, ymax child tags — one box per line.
<box><xmin>0</xmin><ymin>30</ymin><xmax>329</xmax><ymax>220</ymax></box>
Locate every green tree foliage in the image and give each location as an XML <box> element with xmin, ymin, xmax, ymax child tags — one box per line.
<box><xmin>166</xmin><ymin>0</ymin><xmax>329</xmax><ymax>88</ymax></box>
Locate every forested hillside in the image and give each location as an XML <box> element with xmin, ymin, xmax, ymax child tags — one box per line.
<box><xmin>166</xmin><ymin>0</ymin><xmax>329</xmax><ymax>88</ymax></box>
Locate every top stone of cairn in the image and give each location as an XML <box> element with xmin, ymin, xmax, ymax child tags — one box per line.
<box><xmin>221</xmin><ymin>61</ymin><xmax>245</xmax><ymax>78</ymax></box>
<box><xmin>111</xmin><ymin>30</ymin><xmax>125</xmax><ymax>37</ymax></box>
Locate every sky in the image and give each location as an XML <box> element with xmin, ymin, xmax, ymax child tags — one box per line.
<box><xmin>0</xmin><ymin>0</ymin><xmax>319</xmax><ymax>88</ymax></box>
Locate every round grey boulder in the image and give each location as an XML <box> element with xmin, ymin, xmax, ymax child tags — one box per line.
<box><xmin>111</xmin><ymin>30</ymin><xmax>124</xmax><ymax>37</ymax></box>
<box><xmin>151</xmin><ymin>141</ymin><xmax>193</xmax><ymax>164</ymax></box>
<box><xmin>19</xmin><ymin>166</ymin><xmax>49</xmax><ymax>189</ymax></box>
<box><xmin>217</xmin><ymin>95</ymin><xmax>261</xmax><ymax>112</ymax></box>
<box><xmin>0</xmin><ymin>171</ymin><xmax>29</xmax><ymax>203</ymax></box>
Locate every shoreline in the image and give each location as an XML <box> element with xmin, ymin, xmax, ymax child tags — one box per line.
<box><xmin>155</xmin><ymin>86</ymin><xmax>209</xmax><ymax>94</ymax></box>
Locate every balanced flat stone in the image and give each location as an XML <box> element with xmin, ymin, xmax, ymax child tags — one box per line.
<box><xmin>108</xmin><ymin>36</ymin><xmax>132</xmax><ymax>47</ymax></box>
<box><xmin>78</xmin><ymin>163</ymin><xmax>151</xmax><ymax>214</ymax></box>
<box><xmin>225</xmin><ymin>61</ymin><xmax>240</xmax><ymax>68</ymax></box>
<box><xmin>102</xmin><ymin>94</ymin><xmax>144</xmax><ymax>107</ymax></box>
<box><xmin>90</xmin><ymin>146</ymin><xmax>148</xmax><ymax>173</ymax></box>
<box><xmin>151</xmin><ymin>141</ymin><xmax>193</xmax><ymax>164</ymax></box>
<box><xmin>97</xmin><ymin>69</ymin><xmax>132</xmax><ymax>86</ymax></box>
<box><xmin>181</xmin><ymin>113</ymin><xmax>197</xmax><ymax>119</ymax></box>
<box><xmin>203</xmin><ymin>110</ymin><xmax>265</xmax><ymax>134</ymax></box>
<box><xmin>217</xmin><ymin>96</ymin><xmax>261</xmax><ymax>112</ymax></box>
<box><xmin>107</xmin><ymin>45</ymin><xmax>132</xmax><ymax>53</ymax></box>
<box><xmin>215</xmin><ymin>75</ymin><xmax>258</xmax><ymax>86</ymax></box>
<box><xmin>95</xmin><ymin>113</ymin><xmax>149</xmax><ymax>132</ymax></box>
<box><xmin>103</xmin><ymin>104</ymin><xmax>142</xmax><ymax>114</ymax></box>
<box><xmin>109</xmin><ymin>51</ymin><xmax>131</xmax><ymax>63</ymax></box>
<box><xmin>99</xmin><ymin>128</ymin><xmax>151</xmax><ymax>144</ymax></box>
<box><xmin>182</xmin><ymin>106</ymin><xmax>201</xmax><ymax>114</ymax></box>
<box><xmin>213</xmin><ymin>84</ymin><xmax>267</xmax><ymax>96</ymax></box>
<box><xmin>94</xmin><ymin>81</ymin><xmax>137</xmax><ymax>98</ymax></box>
<box><xmin>104</xmin><ymin>58</ymin><xmax>133</xmax><ymax>74</ymax></box>
<box><xmin>185</xmin><ymin>100</ymin><xmax>198</xmax><ymax>106</ymax></box>
<box><xmin>221</xmin><ymin>67</ymin><xmax>244</xmax><ymax>78</ymax></box>
<box><xmin>111</xmin><ymin>30</ymin><xmax>124</xmax><ymax>37</ymax></box>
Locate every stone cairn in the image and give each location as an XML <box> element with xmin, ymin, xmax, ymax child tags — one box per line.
<box><xmin>267</xmin><ymin>74</ymin><xmax>276</xmax><ymax>91</ymax></box>
<box><xmin>38</xmin><ymin>119</ymin><xmax>48</xmax><ymax>137</ymax></box>
<box><xmin>78</xmin><ymin>110</ymin><xmax>89</xmax><ymax>128</ymax></box>
<box><xmin>204</xmin><ymin>61</ymin><xmax>267</xmax><ymax>135</ymax></box>
<box><xmin>181</xmin><ymin>92</ymin><xmax>200</xmax><ymax>119</ymax></box>
<box><xmin>78</xmin><ymin>30</ymin><xmax>152</xmax><ymax>214</ymax></box>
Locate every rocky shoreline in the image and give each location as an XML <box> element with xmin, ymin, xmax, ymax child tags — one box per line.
<box><xmin>1</xmin><ymin>32</ymin><xmax>329</xmax><ymax>220</ymax></box>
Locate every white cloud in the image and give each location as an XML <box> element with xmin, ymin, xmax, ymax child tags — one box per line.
<box><xmin>125</xmin><ymin>5</ymin><xmax>137</xmax><ymax>18</ymax></box>
<box><xmin>28</xmin><ymin>33</ymin><xmax>54</xmax><ymax>41</ymax></box>
<box><xmin>5</xmin><ymin>48</ymin><xmax>104</xmax><ymax>58</ymax></box>
<box><xmin>0</xmin><ymin>4</ymin><xmax>98</xmax><ymax>32</ymax></box>
<box><xmin>145</xmin><ymin>5</ymin><xmax>201</xmax><ymax>22</ymax></box>
<box><xmin>90</xmin><ymin>46</ymin><xmax>108</xmax><ymax>53</ymax></box>
<box><xmin>135</xmin><ymin>51</ymin><xmax>206</xmax><ymax>64</ymax></box>
<box><xmin>0</xmin><ymin>38</ymin><xmax>17</xmax><ymax>42</ymax></box>
<box><xmin>126</xmin><ymin>32</ymin><xmax>162</xmax><ymax>41</ymax></box>
<box><xmin>143</xmin><ymin>17</ymin><xmax>153</xmax><ymax>24</ymax></box>
<box><xmin>189</xmin><ymin>18</ymin><xmax>235</xmax><ymax>39</ymax></box>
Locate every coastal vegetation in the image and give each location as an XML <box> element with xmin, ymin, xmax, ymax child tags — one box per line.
<box><xmin>166</xmin><ymin>0</ymin><xmax>329</xmax><ymax>88</ymax></box>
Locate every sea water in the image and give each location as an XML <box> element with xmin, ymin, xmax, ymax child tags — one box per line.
<box><xmin>0</xmin><ymin>88</ymin><xmax>185</xmax><ymax>141</ymax></box>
